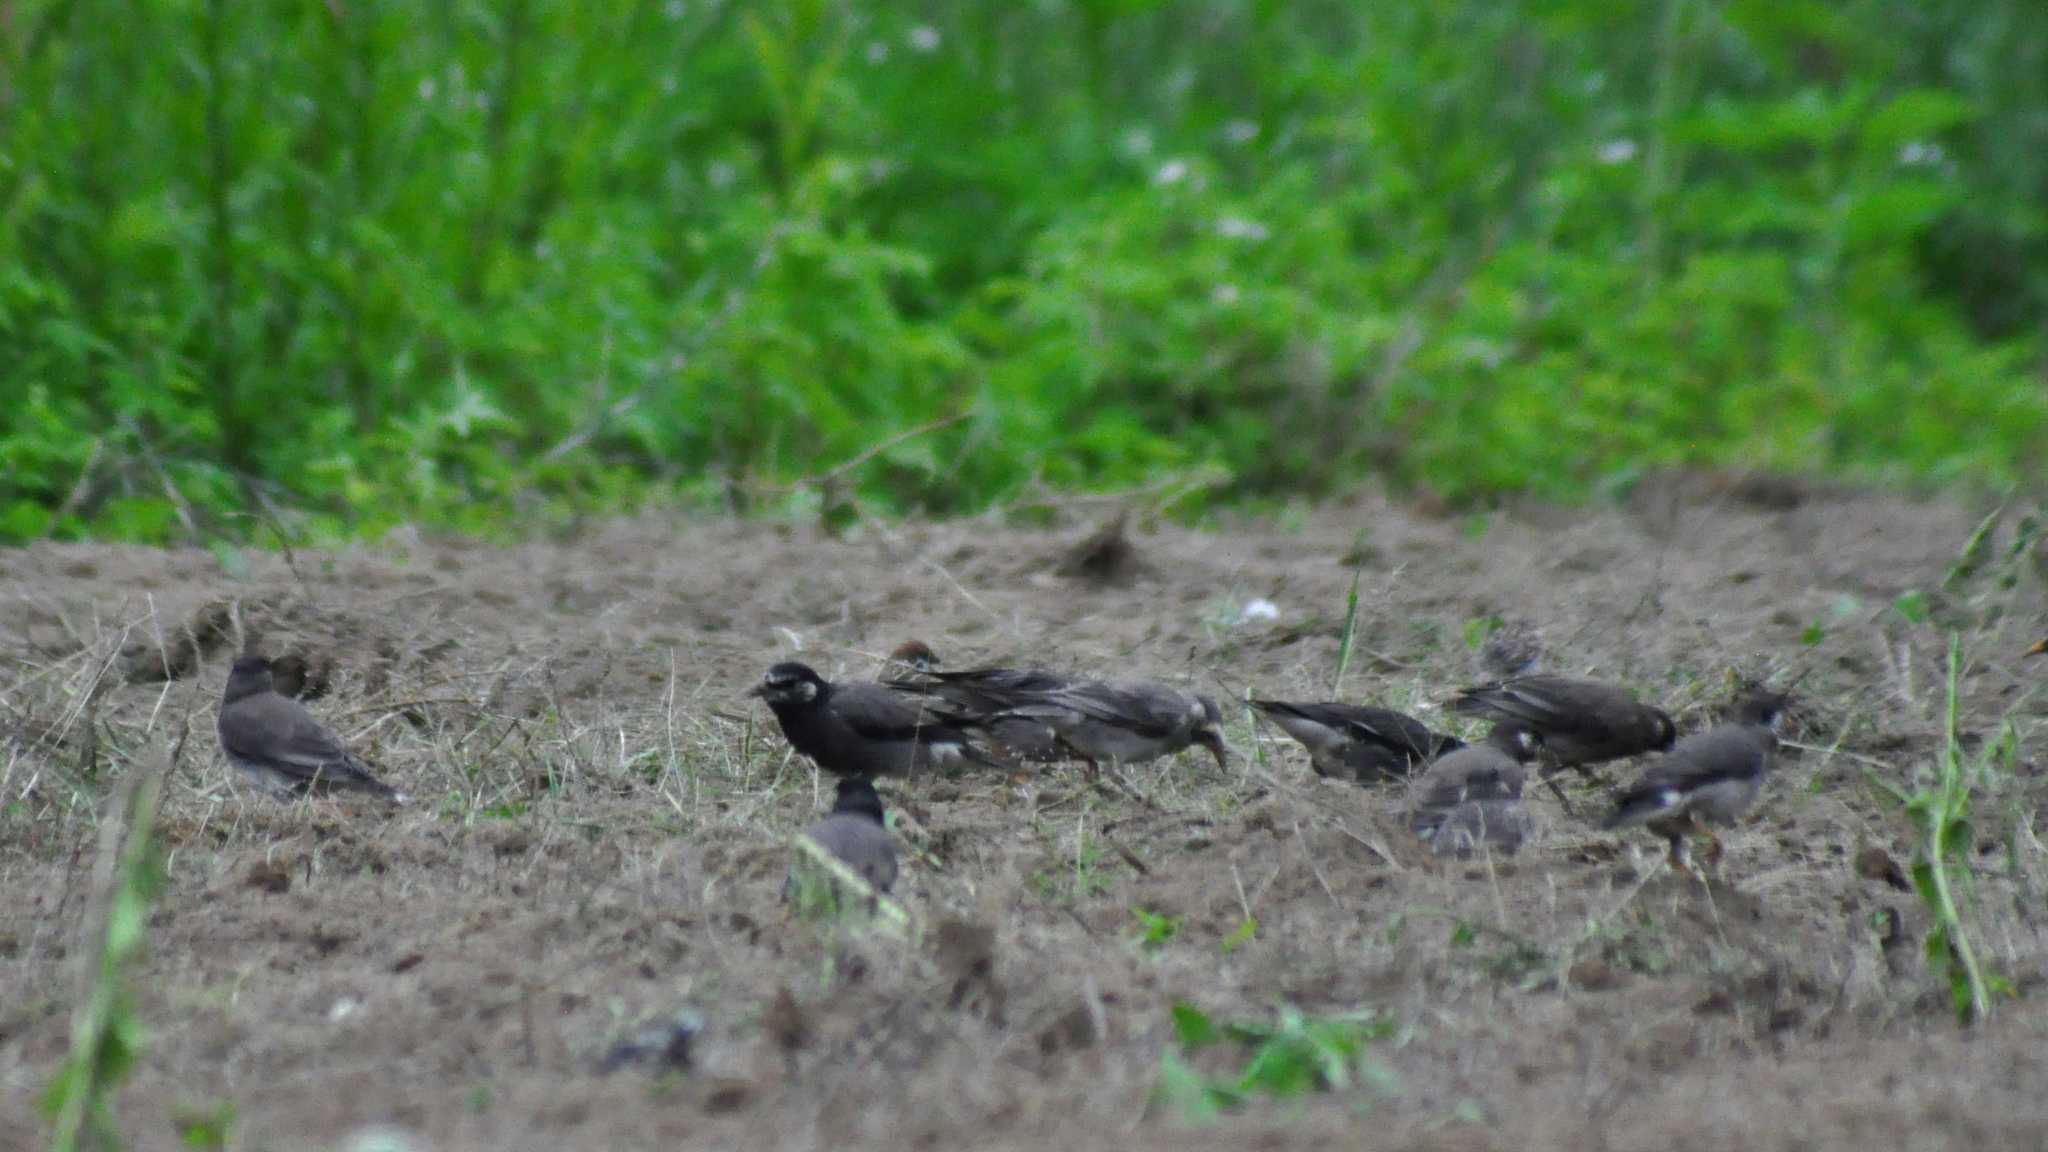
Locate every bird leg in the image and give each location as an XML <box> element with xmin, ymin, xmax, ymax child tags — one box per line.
<box><xmin>1542</xmin><ymin>770</ymin><xmax>1581</xmax><ymax>818</ymax></box>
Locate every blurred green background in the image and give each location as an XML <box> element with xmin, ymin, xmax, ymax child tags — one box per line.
<box><xmin>3</xmin><ymin>0</ymin><xmax>2045</xmax><ymax>543</ymax></box>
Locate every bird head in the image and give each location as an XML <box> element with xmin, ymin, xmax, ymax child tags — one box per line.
<box><xmin>750</xmin><ymin>662</ymin><xmax>827</xmax><ymax>707</ymax></box>
<box><xmin>223</xmin><ymin>654</ymin><xmax>275</xmax><ymax>704</ymax></box>
<box><xmin>1194</xmin><ymin>695</ymin><xmax>1229</xmax><ymax>770</ymax></box>
<box><xmin>887</xmin><ymin>639</ymin><xmax>940</xmax><ymax>675</ymax></box>
<box><xmin>832</xmin><ymin>776</ymin><xmax>887</xmax><ymax>825</ymax></box>
<box><xmin>1733</xmin><ymin>690</ymin><xmax>1791</xmax><ymax>730</ymax></box>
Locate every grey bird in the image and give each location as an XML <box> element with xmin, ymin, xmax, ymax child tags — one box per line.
<box><xmin>884</xmin><ymin>647</ymin><xmax>1075</xmax><ymax>763</ymax></box>
<box><xmin>1602</xmin><ymin>691</ymin><xmax>1788</xmax><ymax>871</ymax></box>
<box><xmin>216</xmin><ymin>655</ymin><xmax>405</xmax><ymax>802</ymax></box>
<box><xmin>750</xmin><ymin>661</ymin><xmax>1001</xmax><ymax>777</ymax></box>
<box><xmin>982</xmin><ymin>678</ymin><xmax>1228</xmax><ymax>777</ymax></box>
<box><xmin>1447</xmin><ymin>675</ymin><xmax>1675</xmax><ymax>810</ymax></box>
<box><xmin>798</xmin><ymin>776</ymin><xmax>899</xmax><ymax>894</ymax></box>
<box><xmin>1249</xmin><ymin>699</ymin><xmax>1463</xmax><ymax>784</ymax></box>
<box><xmin>1407</xmin><ymin>726</ymin><xmax>1538</xmax><ymax>857</ymax></box>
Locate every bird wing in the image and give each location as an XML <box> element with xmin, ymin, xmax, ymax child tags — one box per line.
<box><xmin>831</xmin><ymin>683</ymin><xmax>970</xmax><ymax>742</ymax></box>
<box><xmin>222</xmin><ymin>695</ymin><xmax>373</xmax><ymax>782</ymax></box>
<box><xmin>1253</xmin><ymin>701</ymin><xmax>1442</xmax><ymax>758</ymax></box>
<box><xmin>1002</xmin><ymin>680</ymin><xmax>1191</xmax><ymax>738</ymax></box>
<box><xmin>1604</xmin><ymin>727</ymin><xmax>1769</xmax><ymax>826</ymax></box>
<box><xmin>1449</xmin><ymin>676</ymin><xmax>1622</xmax><ymax>740</ymax></box>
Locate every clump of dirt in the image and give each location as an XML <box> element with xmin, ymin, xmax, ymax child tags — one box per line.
<box><xmin>1</xmin><ymin>480</ymin><xmax>2044</xmax><ymax>1151</ymax></box>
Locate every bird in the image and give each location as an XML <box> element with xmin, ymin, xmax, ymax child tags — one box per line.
<box><xmin>882</xmin><ymin>639</ymin><xmax>942</xmax><ymax>677</ymax></box>
<box><xmin>883</xmin><ymin>645</ymin><xmax>1075</xmax><ymax>763</ymax></box>
<box><xmin>796</xmin><ymin>775</ymin><xmax>899</xmax><ymax>894</ymax></box>
<box><xmin>1248</xmin><ymin>698</ymin><xmax>1463</xmax><ymax>784</ymax></box>
<box><xmin>1477</xmin><ymin>620</ymin><xmax>1546</xmax><ymax>678</ymax></box>
<box><xmin>216</xmin><ymin>654</ymin><xmax>405</xmax><ymax>803</ymax></box>
<box><xmin>1602</xmin><ymin>691</ymin><xmax>1788</xmax><ymax>873</ymax></box>
<box><xmin>749</xmin><ymin>661</ymin><xmax>1002</xmax><ymax>777</ymax></box>
<box><xmin>1446</xmin><ymin>675</ymin><xmax>1675</xmax><ymax>810</ymax></box>
<box><xmin>1407</xmin><ymin>726</ymin><xmax>1538</xmax><ymax>857</ymax></box>
<box><xmin>981</xmin><ymin>678</ymin><xmax>1228</xmax><ymax>778</ymax></box>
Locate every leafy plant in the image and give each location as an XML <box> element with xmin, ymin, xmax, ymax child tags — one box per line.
<box><xmin>1867</xmin><ymin>636</ymin><xmax>2001</xmax><ymax>1026</ymax></box>
<box><xmin>1130</xmin><ymin>906</ymin><xmax>1182</xmax><ymax>952</ymax></box>
<box><xmin>1155</xmin><ymin>1001</ymin><xmax>1395</xmax><ymax>1123</ymax></box>
<box><xmin>43</xmin><ymin>769</ymin><xmax>166</xmax><ymax>1152</ymax></box>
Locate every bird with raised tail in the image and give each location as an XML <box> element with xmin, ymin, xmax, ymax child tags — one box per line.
<box><xmin>1603</xmin><ymin>691</ymin><xmax>1789</xmax><ymax>873</ymax></box>
<box><xmin>216</xmin><ymin>654</ymin><xmax>406</xmax><ymax>803</ymax></box>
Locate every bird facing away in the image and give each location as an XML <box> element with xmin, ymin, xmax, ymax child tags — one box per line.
<box><xmin>884</xmin><ymin>647</ymin><xmax>1076</xmax><ymax>763</ymax></box>
<box><xmin>983</xmin><ymin>678</ymin><xmax>1228</xmax><ymax>775</ymax></box>
<box><xmin>1447</xmin><ymin>675</ymin><xmax>1675</xmax><ymax>808</ymax></box>
<box><xmin>1407</xmin><ymin>726</ymin><xmax>1538</xmax><ymax>857</ymax></box>
<box><xmin>1250</xmin><ymin>698</ymin><xmax>1464</xmax><ymax>784</ymax></box>
<box><xmin>750</xmin><ymin>661</ymin><xmax>1001</xmax><ymax>777</ymax></box>
<box><xmin>800</xmin><ymin>776</ymin><xmax>899</xmax><ymax>894</ymax></box>
<box><xmin>1602</xmin><ymin>691</ymin><xmax>1788</xmax><ymax>871</ymax></box>
<box><xmin>216</xmin><ymin>655</ymin><xmax>405</xmax><ymax>803</ymax></box>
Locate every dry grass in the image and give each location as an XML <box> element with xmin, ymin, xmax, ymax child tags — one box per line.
<box><xmin>0</xmin><ymin>480</ymin><xmax>2044</xmax><ymax>1150</ymax></box>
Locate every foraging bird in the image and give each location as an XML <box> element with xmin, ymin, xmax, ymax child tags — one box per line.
<box><xmin>798</xmin><ymin>776</ymin><xmax>899</xmax><ymax>894</ymax></box>
<box><xmin>1478</xmin><ymin>620</ymin><xmax>1546</xmax><ymax>678</ymax></box>
<box><xmin>216</xmin><ymin>655</ymin><xmax>405</xmax><ymax>803</ymax></box>
<box><xmin>883</xmin><ymin>639</ymin><xmax>942</xmax><ymax>677</ymax></box>
<box><xmin>1249</xmin><ymin>698</ymin><xmax>1463</xmax><ymax>784</ymax></box>
<box><xmin>1407</xmin><ymin>726</ymin><xmax>1538</xmax><ymax>857</ymax></box>
<box><xmin>982</xmin><ymin>678</ymin><xmax>1228</xmax><ymax>776</ymax></box>
<box><xmin>750</xmin><ymin>661</ymin><xmax>1001</xmax><ymax>777</ymax></box>
<box><xmin>1602</xmin><ymin>691</ymin><xmax>1788</xmax><ymax>872</ymax></box>
<box><xmin>1447</xmin><ymin>675</ymin><xmax>1675</xmax><ymax>809</ymax></box>
<box><xmin>884</xmin><ymin>646</ymin><xmax>1075</xmax><ymax>762</ymax></box>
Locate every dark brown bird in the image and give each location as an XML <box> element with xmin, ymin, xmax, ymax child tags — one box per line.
<box><xmin>1603</xmin><ymin>691</ymin><xmax>1787</xmax><ymax>872</ymax></box>
<box><xmin>1407</xmin><ymin>727</ymin><xmax>1538</xmax><ymax>857</ymax></box>
<box><xmin>883</xmin><ymin>639</ymin><xmax>942</xmax><ymax>677</ymax></box>
<box><xmin>750</xmin><ymin>662</ymin><xmax>1000</xmax><ymax>777</ymax></box>
<box><xmin>1249</xmin><ymin>699</ymin><xmax>1462</xmax><ymax>784</ymax></box>
<box><xmin>800</xmin><ymin>776</ymin><xmax>899</xmax><ymax>893</ymax></box>
<box><xmin>216</xmin><ymin>655</ymin><xmax>404</xmax><ymax>803</ymax></box>
<box><xmin>1447</xmin><ymin>675</ymin><xmax>1675</xmax><ymax>809</ymax></box>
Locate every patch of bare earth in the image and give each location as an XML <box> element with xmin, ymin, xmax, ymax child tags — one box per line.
<box><xmin>2</xmin><ymin>479</ymin><xmax>2044</xmax><ymax>1151</ymax></box>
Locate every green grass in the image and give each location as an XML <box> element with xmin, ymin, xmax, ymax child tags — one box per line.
<box><xmin>3</xmin><ymin>1</ymin><xmax>2045</xmax><ymax>545</ymax></box>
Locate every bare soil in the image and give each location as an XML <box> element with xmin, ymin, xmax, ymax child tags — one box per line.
<box><xmin>2</xmin><ymin>480</ymin><xmax>2045</xmax><ymax>1151</ymax></box>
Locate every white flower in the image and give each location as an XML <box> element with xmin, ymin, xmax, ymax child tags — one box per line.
<box><xmin>1211</xmin><ymin>284</ymin><xmax>1240</xmax><ymax>306</ymax></box>
<box><xmin>1153</xmin><ymin>159</ymin><xmax>1188</xmax><ymax>186</ymax></box>
<box><xmin>1596</xmin><ymin>138</ymin><xmax>1637</xmax><ymax>165</ymax></box>
<box><xmin>1216</xmin><ymin>216</ymin><xmax>1268</xmax><ymax>242</ymax></box>
<box><xmin>1223</xmin><ymin>119</ymin><xmax>1259</xmax><ymax>144</ymax></box>
<box><xmin>1899</xmin><ymin>141</ymin><xmax>1944</xmax><ymax>167</ymax></box>
<box><xmin>1121</xmin><ymin>127</ymin><xmax>1155</xmax><ymax>158</ymax></box>
<box><xmin>1235</xmin><ymin>598</ymin><xmax>1280</xmax><ymax>624</ymax></box>
<box><xmin>907</xmin><ymin>25</ymin><xmax>940</xmax><ymax>52</ymax></box>
<box><xmin>866</xmin><ymin>40</ymin><xmax>890</xmax><ymax>64</ymax></box>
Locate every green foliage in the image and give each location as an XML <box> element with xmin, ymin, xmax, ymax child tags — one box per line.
<box><xmin>4</xmin><ymin>1</ymin><xmax>2045</xmax><ymax>543</ymax></box>
<box><xmin>1130</xmin><ymin>906</ymin><xmax>1182</xmax><ymax>952</ymax></box>
<box><xmin>44</xmin><ymin>771</ymin><xmax>166</xmax><ymax>1152</ymax></box>
<box><xmin>1156</xmin><ymin>1001</ymin><xmax>1395</xmax><ymax>1123</ymax></box>
<box><xmin>1867</xmin><ymin>636</ymin><xmax>1997</xmax><ymax>1026</ymax></box>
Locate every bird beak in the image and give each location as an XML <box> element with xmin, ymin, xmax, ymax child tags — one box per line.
<box><xmin>745</xmin><ymin>683</ymin><xmax>768</xmax><ymax>699</ymax></box>
<box><xmin>2028</xmin><ymin>638</ymin><xmax>2046</xmax><ymax>658</ymax></box>
<box><xmin>1198</xmin><ymin>728</ymin><xmax>1229</xmax><ymax>771</ymax></box>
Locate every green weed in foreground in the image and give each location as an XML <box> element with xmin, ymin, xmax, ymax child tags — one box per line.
<box><xmin>43</xmin><ymin>768</ymin><xmax>167</xmax><ymax>1152</ymax></box>
<box><xmin>1155</xmin><ymin>1002</ymin><xmax>1395</xmax><ymax>1123</ymax></box>
<box><xmin>1868</xmin><ymin>636</ymin><xmax>2003</xmax><ymax>1026</ymax></box>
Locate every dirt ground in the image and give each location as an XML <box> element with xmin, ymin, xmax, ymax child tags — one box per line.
<box><xmin>2</xmin><ymin>478</ymin><xmax>2045</xmax><ymax>1152</ymax></box>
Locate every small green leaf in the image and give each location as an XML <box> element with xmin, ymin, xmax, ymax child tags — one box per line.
<box><xmin>1892</xmin><ymin>590</ymin><xmax>1928</xmax><ymax>625</ymax></box>
<box><xmin>1170</xmin><ymin>1001</ymin><xmax>1219</xmax><ymax>1049</ymax></box>
<box><xmin>1801</xmin><ymin>622</ymin><xmax>1825</xmax><ymax>646</ymax></box>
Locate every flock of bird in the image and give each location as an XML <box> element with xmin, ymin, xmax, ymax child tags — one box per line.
<box><xmin>214</xmin><ymin>634</ymin><xmax>1792</xmax><ymax>900</ymax></box>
